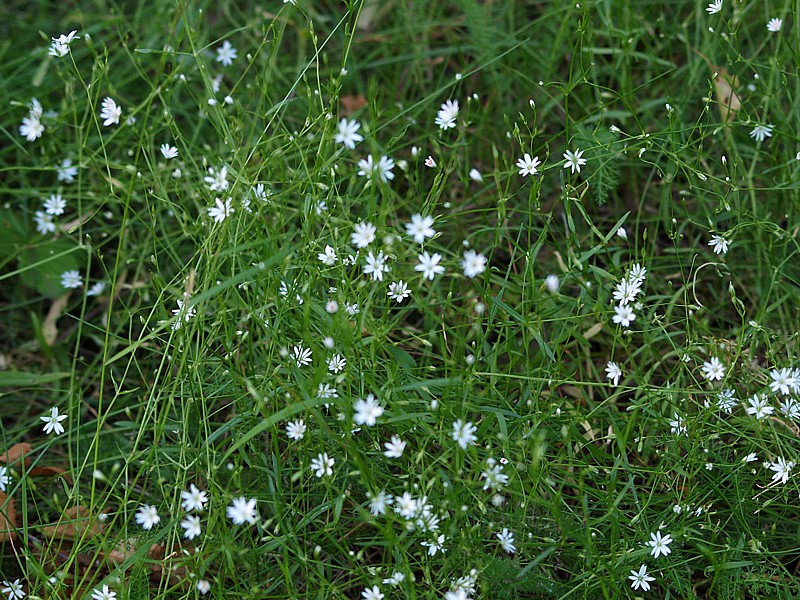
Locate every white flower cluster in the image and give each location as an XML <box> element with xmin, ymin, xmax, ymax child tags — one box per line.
<box><xmin>612</xmin><ymin>263</ymin><xmax>646</xmax><ymax>327</ymax></box>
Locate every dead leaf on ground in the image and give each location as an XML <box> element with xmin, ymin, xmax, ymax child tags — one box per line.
<box><xmin>712</xmin><ymin>68</ymin><xmax>741</xmax><ymax>122</ymax></box>
<box><xmin>0</xmin><ymin>490</ymin><xmax>17</xmax><ymax>542</ymax></box>
<box><xmin>0</xmin><ymin>443</ymin><xmax>32</xmax><ymax>468</ymax></box>
<box><xmin>40</xmin><ymin>505</ymin><xmax>104</xmax><ymax>540</ymax></box>
<box><xmin>582</xmin><ymin>323</ymin><xmax>604</xmax><ymax>340</ymax></box>
<box><xmin>42</xmin><ymin>293</ymin><xmax>71</xmax><ymax>346</ymax></box>
<box><xmin>29</xmin><ymin>465</ymin><xmax>68</xmax><ymax>478</ymax></box>
<box><xmin>340</xmin><ymin>94</ymin><xmax>368</xmax><ymax>116</ymax></box>
<box><xmin>106</xmin><ymin>538</ymin><xmax>138</xmax><ymax>566</ymax></box>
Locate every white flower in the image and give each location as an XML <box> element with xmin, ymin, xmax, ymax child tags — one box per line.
<box><xmin>779</xmin><ymin>398</ymin><xmax>800</xmax><ymax>419</ymax></box>
<box><xmin>497</xmin><ymin>528</ymin><xmax>516</xmax><ymax>554</ymax></box>
<box><xmin>387</xmin><ymin>280</ymin><xmax>411</xmax><ymax>303</ymax></box>
<box><xmin>0</xmin><ymin>467</ymin><xmax>9</xmax><ymax>492</ymax></box>
<box><xmin>361</xmin><ymin>586</ymin><xmax>384</xmax><ymax>600</ymax></box>
<box><xmin>216</xmin><ymin>40</ymin><xmax>238</xmax><ymax>66</ymax></box>
<box><xmin>435</xmin><ymin>99</ymin><xmax>459</xmax><ymax>130</ymax></box>
<box><xmin>335</xmin><ymin>119</ymin><xmax>363</xmax><ymax>149</ymax></box>
<box><xmin>181</xmin><ymin>484</ymin><xmax>209</xmax><ymax>512</ymax></box>
<box><xmin>708</xmin><ymin>235</ymin><xmax>730</xmax><ymax>254</ymax></box>
<box><xmin>382</xmin><ymin>572</ymin><xmax>405</xmax><ymax>586</ymax></box>
<box><xmin>706</xmin><ymin>0</ymin><xmax>723</xmax><ymax>15</ymax></box>
<box><xmin>49</xmin><ymin>30</ymin><xmax>79</xmax><ymax>57</ymax></box>
<box><xmin>310</xmin><ymin>452</ymin><xmax>334</xmax><ymax>478</ymax></box>
<box><xmin>769</xmin><ymin>367</ymin><xmax>797</xmax><ymax>395</ymax></box>
<box><xmin>451</xmin><ymin>419</ymin><xmax>477</xmax><ymax>449</ymax></box>
<box><xmin>286</xmin><ymin>419</ymin><xmax>306</xmax><ymax>440</ymax></box>
<box><xmin>749</xmin><ymin>124</ymin><xmax>773</xmax><ymax>143</ymax></box>
<box><xmin>170</xmin><ymin>296</ymin><xmax>196</xmax><ymax>329</ymax></box>
<box><xmin>393</xmin><ymin>492</ymin><xmax>418</xmax><ymax>519</ymax></box>
<box><xmin>99</xmin><ymin>97</ymin><xmax>122</xmax><ymax>126</ymax></box>
<box><xmin>181</xmin><ymin>515</ymin><xmax>202</xmax><ymax>539</ymax></box>
<box><xmin>291</xmin><ymin>344</ymin><xmax>313</xmax><ymax>367</ymax></box>
<box><xmin>196</xmin><ymin>580</ymin><xmax>211</xmax><ymax>594</ymax></box>
<box><xmin>481</xmin><ymin>458</ymin><xmax>509</xmax><ymax>491</ymax></box>
<box><xmin>160</xmin><ymin>144</ymin><xmax>178</xmax><ymax>159</ymax></box>
<box><xmin>420</xmin><ymin>534</ymin><xmax>446</xmax><ymax>555</ymax></box>
<box><xmin>545</xmin><ymin>274</ymin><xmax>560</xmax><ymax>293</ymax></box>
<box><xmin>516</xmin><ymin>153</ymin><xmax>541</xmax><ymax>176</ymax></box>
<box><xmin>207</xmin><ymin>197</ymin><xmax>234</xmax><ymax>223</ymax></box>
<box><xmin>354</xmin><ymin>394</ymin><xmax>383</xmax><ymax>426</ymax></box>
<box><xmin>716</xmin><ymin>389</ymin><xmax>738</xmax><ymax>412</ymax></box>
<box><xmin>605</xmin><ymin>361</ymin><xmax>622</xmax><ymax>387</ymax></box>
<box><xmin>469</xmin><ymin>168</ymin><xmax>483</xmax><ymax>182</ymax></box>
<box><xmin>363</xmin><ymin>250</ymin><xmax>389</xmax><ymax>282</ymax></box>
<box><xmin>91</xmin><ymin>585</ymin><xmax>116</xmax><ymax>600</ymax></box>
<box><xmin>743</xmin><ymin>452</ymin><xmax>759</xmax><ymax>463</ymax></box>
<box><xmin>318</xmin><ymin>245</ymin><xmax>337</xmax><ymax>266</ymax></box>
<box><xmin>383</xmin><ymin>436</ymin><xmax>406</xmax><ymax>458</ymax></box>
<box><xmin>32</xmin><ymin>210</ymin><xmax>55</xmax><ymax>236</ymax></box>
<box><xmin>86</xmin><ymin>281</ymin><xmax>106</xmax><ymax>297</ymax></box>
<box><xmin>251</xmin><ymin>183</ymin><xmax>271</xmax><ymax>202</ymax></box>
<box><xmin>19</xmin><ymin>114</ymin><xmax>44</xmax><ymax>142</ymax></box>
<box><xmin>415</xmin><ymin>251</ymin><xmax>445</xmax><ymax>280</ymax></box>
<box><xmin>1</xmin><ymin>579</ymin><xmax>25</xmax><ymax>599</ymax></box>
<box><xmin>766</xmin><ymin>457</ymin><xmax>794</xmax><ymax>484</ymax></box>
<box><xmin>613</xmin><ymin>279</ymin><xmax>639</xmax><ymax>306</ymax></box>
<box><xmin>562</xmin><ymin>148</ymin><xmax>586</xmax><ymax>174</ymax></box>
<box><xmin>358</xmin><ymin>155</ymin><xmax>395</xmax><ymax>183</ymax></box>
<box><xmin>629</xmin><ymin>565</ymin><xmax>656</xmax><ymax>592</ymax></box>
<box><xmin>327</xmin><ymin>354</ymin><xmax>346</xmax><ymax>373</ymax></box>
<box><xmin>135</xmin><ymin>504</ymin><xmax>160</xmax><ymax>530</ymax></box>
<box><xmin>43</xmin><ymin>194</ymin><xmax>66</xmax><ymax>216</ymax></box>
<box><xmin>351</xmin><ymin>221</ymin><xmax>377</xmax><ymax>248</ymax></box>
<box><xmin>701</xmin><ymin>357</ymin><xmax>725</xmax><ymax>382</ymax></box>
<box><xmin>368</xmin><ymin>490</ymin><xmax>392</xmax><ymax>516</ymax></box>
<box><xmin>227</xmin><ymin>496</ymin><xmax>258</xmax><ymax>525</ymax></box>
<box><xmin>57</xmin><ymin>158</ymin><xmax>78</xmax><ymax>183</ymax></box>
<box><xmin>630</xmin><ymin>263</ymin><xmax>647</xmax><ymax>284</ymax></box>
<box><xmin>746</xmin><ymin>394</ymin><xmax>774</xmax><ymax>419</ymax></box>
<box><xmin>204</xmin><ymin>166</ymin><xmax>229</xmax><ymax>191</ymax></box>
<box><xmin>461</xmin><ymin>250</ymin><xmax>487</xmax><ymax>278</ymax></box>
<box><xmin>406</xmin><ymin>214</ymin><xmax>436</xmax><ymax>244</ymax></box>
<box><xmin>767</xmin><ymin>18</ymin><xmax>782</xmax><ymax>32</ymax></box>
<box><xmin>669</xmin><ymin>413</ymin><xmax>687</xmax><ymax>435</ymax></box>
<box><xmin>612</xmin><ymin>304</ymin><xmax>636</xmax><ymax>327</ymax></box>
<box><xmin>61</xmin><ymin>270</ymin><xmax>82</xmax><ymax>289</ymax></box>
<box><xmin>646</xmin><ymin>531</ymin><xmax>673</xmax><ymax>559</ymax></box>
<box><xmin>28</xmin><ymin>98</ymin><xmax>43</xmax><ymax>120</ymax></box>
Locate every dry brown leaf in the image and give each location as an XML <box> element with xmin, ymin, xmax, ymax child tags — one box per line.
<box><xmin>106</xmin><ymin>538</ymin><xmax>138</xmax><ymax>566</ymax></box>
<box><xmin>340</xmin><ymin>94</ymin><xmax>368</xmax><ymax>116</ymax></box>
<box><xmin>582</xmin><ymin>323</ymin><xmax>604</xmax><ymax>340</ymax></box>
<box><xmin>29</xmin><ymin>465</ymin><xmax>67</xmax><ymax>478</ymax></box>
<box><xmin>40</xmin><ymin>505</ymin><xmax>104</xmax><ymax>540</ymax></box>
<box><xmin>42</xmin><ymin>293</ymin><xmax>71</xmax><ymax>346</ymax></box>
<box><xmin>0</xmin><ymin>490</ymin><xmax>17</xmax><ymax>541</ymax></box>
<box><xmin>0</xmin><ymin>442</ymin><xmax>32</xmax><ymax>468</ymax></box>
<box><xmin>713</xmin><ymin>68</ymin><xmax>741</xmax><ymax>122</ymax></box>
<box><xmin>580</xmin><ymin>420</ymin><xmax>596</xmax><ymax>442</ymax></box>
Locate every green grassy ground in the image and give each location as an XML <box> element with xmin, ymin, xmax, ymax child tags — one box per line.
<box><xmin>1</xmin><ymin>0</ymin><xmax>800</xmax><ymax>598</ymax></box>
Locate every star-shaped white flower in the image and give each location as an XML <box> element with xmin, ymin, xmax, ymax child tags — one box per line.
<box><xmin>41</xmin><ymin>407</ymin><xmax>68</xmax><ymax>435</ymax></box>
